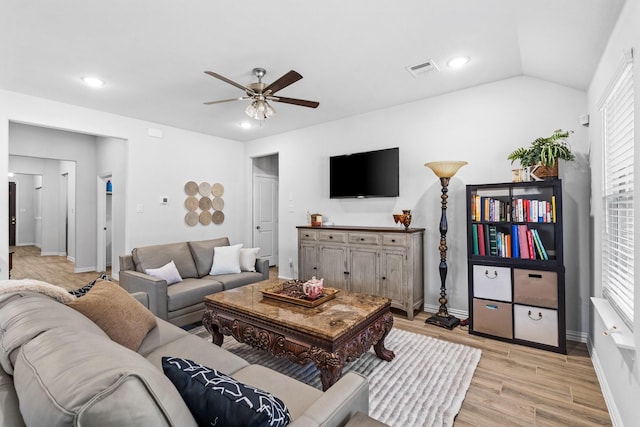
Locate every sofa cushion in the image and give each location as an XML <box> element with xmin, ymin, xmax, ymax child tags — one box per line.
<box><xmin>188</xmin><ymin>237</ymin><xmax>230</xmax><ymax>278</ymax></box>
<box><xmin>0</xmin><ymin>292</ymin><xmax>107</xmax><ymax>375</ymax></box>
<box><xmin>13</xmin><ymin>328</ymin><xmax>197</xmax><ymax>427</ymax></box>
<box><xmin>210</xmin><ymin>244</ymin><xmax>243</xmax><ymax>275</ymax></box>
<box><xmin>146</xmin><ymin>260</ymin><xmax>183</xmax><ymax>285</ymax></box>
<box><xmin>133</xmin><ymin>242</ymin><xmax>199</xmax><ymax>279</ymax></box>
<box><xmin>66</xmin><ymin>280</ymin><xmax>157</xmax><ymax>351</ymax></box>
<box><xmin>144</xmin><ymin>332</ymin><xmax>250</xmax><ymax>377</ymax></box>
<box><xmin>0</xmin><ymin>366</ymin><xmax>26</xmax><ymax>427</ymax></box>
<box><xmin>162</xmin><ymin>357</ymin><xmax>291</xmax><ymax>427</ymax></box>
<box><xmin>215</xmin><ymin>271</ymin><xmax>265</xmax><ymax>291</ymax></box>
<box><xmin>240</xmin><ymin>248</ymin><xmax>260</xmax><ymax>272</ymax></box>
<box><xmin>167</xmin><ymin>277</ymin><xmax>224</xmax><ymax>312</ymax></box>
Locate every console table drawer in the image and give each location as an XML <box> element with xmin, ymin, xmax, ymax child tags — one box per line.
<box><xmin>513</xmin><ymin>269</ymin><xmax>558</xmax><ymax>308</ymax></box>
<box><xmin>349</xmin><ymin>233</ymin><xmax>380</xmax><ymax>245</ymax></box>
<box><xmin>473</xmin><ymin>298</ymin><xmax>513</xmax><ymax>339</ymax></box>
<box><xmin>319</xmin><ymin>231</ymin><xmax>347</xmax><ymax>243</ymax></box>
<box><xmin>299</xmin><ymin>230</ymin><xmax>318</xmax><ymax>241</ymax></box>
<box><xmin>382</xmin><ymin>234</ymin><xmax>407</xmax><ymax>246</ymax></box>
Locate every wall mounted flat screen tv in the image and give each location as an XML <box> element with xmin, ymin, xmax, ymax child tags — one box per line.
<box><xmin>330</xmin><ymin>147</ymin><xmax>399</xmax><ymax>199</ymax></box>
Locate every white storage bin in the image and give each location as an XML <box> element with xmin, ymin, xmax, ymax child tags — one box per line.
<box><xmin>514</xmin><ymin>304</ymin><xmax>558</xmax><ymax>347</ymax></box>
<box><xmin>473</xmin><ymin>265</ymin><xmax>512</xmax><ymax>301</ymax></box>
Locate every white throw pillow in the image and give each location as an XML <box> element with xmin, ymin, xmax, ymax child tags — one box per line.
<box><xmin>145</xmin><ymin>260</ymin><xmax>182</xmax><ymax>285</ymax></box>
<box><xmin>239</xmin><ymin>248</ymin><xmax>260</xmax><ymax>272</ymax></box>
<box><xmin>210</xmin><ymin>244</ymin><xmax>243</xmax><ymax>275</ymax></box>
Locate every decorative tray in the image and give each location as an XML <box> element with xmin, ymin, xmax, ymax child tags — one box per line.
<box><xmin>261</xmin><ymin>280</ymin><xmax>339</xmax><ymax>307</ymax></box>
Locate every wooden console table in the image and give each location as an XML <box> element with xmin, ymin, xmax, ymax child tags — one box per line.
<box><xmin>203</xmin><ymin>279</ymin><xmax>395</xmax><ymax>390</ymax></box>
<box><xmin>297</xmin><ymin>225</ymin><xmax>424</xmax><ymax>319</ymax></box>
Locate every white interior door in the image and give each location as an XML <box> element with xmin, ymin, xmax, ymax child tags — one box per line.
<box><xmin>253</xmin><ymin>175</ymin><xmax>277</xmax><ymax>266</ymax></box>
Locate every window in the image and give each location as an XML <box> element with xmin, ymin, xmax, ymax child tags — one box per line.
<box><xmin>601</xmin><ymin>51</ymin><xmax>634</xmax><ymax>329</ymax></box>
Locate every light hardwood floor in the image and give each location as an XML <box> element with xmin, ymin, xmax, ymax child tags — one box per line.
<box><xmin>8</xmin><ymin>245</ymin><xmax>611</xmax><ymax>426</ymax></box>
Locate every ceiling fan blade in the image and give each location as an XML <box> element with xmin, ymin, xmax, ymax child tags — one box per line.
<box><xmin>263</xmin><ymin>70</ymin><xmax>303</xmax><ymax>95</ymax></box>
<box><xmin>269</xmin><ymin>96</ymin><xmax>319</xmax><ymax>108</ymax></box>
<box><xmin>204</xmin><ymin>71</ymin><xmax>256</xmax><ymax>95</ymax></box>
<box><xmin>203</xmin><ymin>96</ymin><xmax>250</xmax><ymax>105</ymax></box>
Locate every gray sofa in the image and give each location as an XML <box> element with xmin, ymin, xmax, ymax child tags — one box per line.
<box><xmin>119</xmin><ymin>237</ymin><xmax>269</xmax><ymax>327</ymax></box>
<box><xmin>0</xmin><ymin>289</ymin><xmax>369</xmax><ymax>427</ymax></box>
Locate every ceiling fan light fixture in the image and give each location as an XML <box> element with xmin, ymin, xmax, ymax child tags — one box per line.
<box><xmin>245</xmin><ymin>99</ymin><xmax>275</xmax><ymax>120</ymax></box>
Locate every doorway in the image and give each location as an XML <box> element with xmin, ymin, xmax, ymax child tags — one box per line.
<box><xmin>8</xmin><ymin>182</ymin><xmax>16</xmax><ymax>246</ymax></box>
<box><xmin>96</xmin><ymin>174</ymin><xmax>113</xmax><ymax>272</ymax></box>
<box><xmin>252</xmin><ymin>154</ymin><xmax>279</xmax><ymax>267</ymax></box>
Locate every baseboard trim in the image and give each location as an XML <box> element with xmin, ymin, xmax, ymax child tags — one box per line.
<box><xmin>73</xmin><ymin>266</ymin><xmax>96</xmax><ymax>273</ymax></box>
<box><xmin>588</xmin><ymin>337</ymin><xmax>622</xmax><ymax>426</ymax></box>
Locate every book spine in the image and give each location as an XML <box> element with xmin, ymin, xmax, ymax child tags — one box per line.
<box><xmin>511</xmin><ymin>224</ymin><xmax>519</xmax><ymax>258</ymax></box>
<box><xmin>478</xmin><ymin>224</ymin><xmax>486</xmax><ymax>256</ymax></box>
<box><xmin>489</xmin><ymin>225</ymin><xmax>498</xmax><ymax>256</ymax></box>
<box><xmin>475</xmin><ymin>195</ymin><xmax>481</xmax><ymax>222</ymax></box>
<box><xmin>531</xmin><ymin>228</ymin><xmax>544</xmax><ymax>259</ymax></box>
<box><xmin>472</xmin><ymin>223</ymin><xmax>479</xmax><ymax>255</ymax></box>
<box><xmin>526</xmin><ymin>229</ymin><xmax>535</xmax><ymax>260</ymax></box>
<box><xmin>552</xmin><ymin>196</ymin><xmax>556</xmax><ymax>223</ymax></box>
<box><xmin>517</xmin><ymin>224</ymin><xmax>529</xmax><ymax>259</ymax></box>
<box><xmin>532</xmin><ymin>229</ymin><xmax>549</xmax><ymax>260</ymax></box>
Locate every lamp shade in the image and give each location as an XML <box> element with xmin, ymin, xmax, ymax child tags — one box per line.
<box><xmin>425</xmin><ymin>161</ymin><xmax>468</xmax><ymax>178</ymax></box>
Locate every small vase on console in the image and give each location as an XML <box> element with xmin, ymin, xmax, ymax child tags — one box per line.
<box><xmin>393</xmin><ymin>210</ymin><xmax>412</xmax><ymax>230</ymax></box>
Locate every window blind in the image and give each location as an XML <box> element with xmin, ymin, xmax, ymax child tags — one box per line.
<box><xmin>602</xmin><ymin>57</ymin><xmax>634</xmax><ymax>329</ymax></box>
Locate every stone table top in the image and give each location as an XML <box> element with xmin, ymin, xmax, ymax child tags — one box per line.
<box><xmin>204</xmin><ymin>278</ymin><xmax>391</xmax><ymax>342</ymax></box>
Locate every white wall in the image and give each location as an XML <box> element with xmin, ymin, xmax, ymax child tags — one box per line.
<box><xmin>587</xmin><ymin>0</ymin><xmax>640</xmax><ymax>424</ymax></box>
<box><xmin>245</xmin><ymin>75</ymin><xmax>590</xmax><ymax>337</ymax></box>
<box><xmin>0</xmin><ymin>89</ymin><xmax>248</xmax><ymax>281</ymax></box>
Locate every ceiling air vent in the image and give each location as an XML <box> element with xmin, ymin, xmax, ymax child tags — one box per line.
<box><xmin>406</xmin><ymin>60</ymin><xmax>439</xmax><ymax>78</ymax></box>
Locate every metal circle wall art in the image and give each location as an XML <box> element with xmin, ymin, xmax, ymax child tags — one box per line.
<box><xmin>184</xmin><ymin>181</ymin><xmax>225</xmax><ymax>226</ymax></box>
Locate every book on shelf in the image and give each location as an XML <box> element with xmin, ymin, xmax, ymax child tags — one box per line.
<box><xmin>526</xmin><ymin>229</ymin><xmax>535</xmax><ymax>260</ymax></box>
<box><xmin>511</xmin><ymin>224</ymin><xmax>520</xmax><ymax>258</ymax></box>
<box><xmin>488</xmin><ymin>225</ymin><xmax>498</xmax><ymax>256</ymax></box>
<box><xmin>477</xmin><ymin>223</ymin><xmax>486</xmax><ymax>256</ymax></box>
<box><xmin>472</xmin><ymin>223</ymin><xmax>479</xmax><ymax>255</ymax></box>
<box><xmin>531</xmin><ymin>228</ymin><xmax>549</xmax><ymax>260</ymax></box>
<box><xmin>517</xmin><ymin>224</ymin><xmax>530</xmax><ymax>259</ymax></box>
<box><xmin>552</xmin><ymin>195</ymin><xmax>556</xmax><ymax>223</ymax></box>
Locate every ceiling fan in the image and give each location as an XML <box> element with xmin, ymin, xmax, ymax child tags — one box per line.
<box><xmin>203</xmin><ymin>68</ymin><xmax>319</xmax><ymax>120</ymax></box>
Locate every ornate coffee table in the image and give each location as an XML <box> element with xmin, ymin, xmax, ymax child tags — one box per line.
<box><xmin>203</xmin><ymin>279</ymin><xmax>395</xmax><ymax>390</ymax></box>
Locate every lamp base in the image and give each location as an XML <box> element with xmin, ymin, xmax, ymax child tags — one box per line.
<box><xmin>425</xmin><ymin>314</ymin><xmax>460</xmax><ymax>330</ymax></box>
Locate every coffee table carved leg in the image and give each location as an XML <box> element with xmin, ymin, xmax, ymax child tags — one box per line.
<box><xmin>202</xmin><ymin>309</ymin><xmax>224</xmax><ymax>346</ymax></box>
<box><xmin>309</xmin><ymin>348</ymin><xmax>344</xmax><ymax>391</ymax></box>
<box><xmin>374</xmin><ymin>311</ymin><xmax>395</xmax><ymax>361</ymax></box>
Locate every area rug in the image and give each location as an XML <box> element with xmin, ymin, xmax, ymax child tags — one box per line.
<box><xmin>189</xmin><ymin>325</ymin><xmax>481</xmax><ymax>426</ymax></box>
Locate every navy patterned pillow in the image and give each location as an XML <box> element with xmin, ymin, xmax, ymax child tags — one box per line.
<box><xmin>162</xmin><ymin>357</ymin><xmax>291</xmax><ymax>427</ymax></box>
<box><xmin>68</xmin><ymin>273</ymin><xmax>111</xmax><ymax>297</ymax></box>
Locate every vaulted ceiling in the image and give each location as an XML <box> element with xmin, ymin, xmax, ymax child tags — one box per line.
<box><xmin>0</xmin><ymin>0</ymin><xmax>625</xmax><ymax>142</ymax></box>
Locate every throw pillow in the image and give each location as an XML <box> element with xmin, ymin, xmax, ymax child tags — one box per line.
<box><xmin>239</xmin><ymin>248</ymin><xmax>260</xmax><ymax>272</ymax></box>
<box><xmin>145</xmin><ymin>260</ymin><xmax>182</xmax><ymax>285</ymax></box>
<box><xmin>210</xmin><ymin>244</ymin><xmax>243</xmax><ymax>275</ymax></box>
<box><xmin>162</xmin><ymin>357</ymin><xmax>291</xmax><ymax>427</ymax></box>
<box><xmin>0</xmin><ymin>279</ymin><xmax>77</xmax><ymax>303</ymax></box>
<box><xmin>68</xmin><ymin>273</ymin><xmax>112</xmax><ymax>297</ymax></box>
<box><xmin>66</xmin><ymin>280</ymin><xmax>157</xmax><ymax>351</ymax></box>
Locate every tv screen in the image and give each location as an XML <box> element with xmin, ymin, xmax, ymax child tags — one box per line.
<box><xmin>330</xmin><ymin>147</ymin><xmax>399</xmax><ymax>198</ymax></box>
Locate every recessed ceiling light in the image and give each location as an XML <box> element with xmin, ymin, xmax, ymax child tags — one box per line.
<box><xmin>81</xmin><ymin>76</ymin><xmax>105</xmax><ymax>87</ymax></box>
<box><xmin>239</xmin><ymin>121</ymin><xmax>252</xmax><ymax>129</ymax></box>
<box><xmin>447</xmin><ymin>56</ymin><xmax>470</xmax><ymax>69</ymax></box>
<box><xmin>8</xmin><ymin>172</ymin><xmax>14</xmax><ymax>177</ymax></box>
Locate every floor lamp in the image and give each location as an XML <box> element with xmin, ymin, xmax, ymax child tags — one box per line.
<box><xmin>424</xmin><ymin>160</ymin><xmax>467</xmax><ymax>330</ymax></box>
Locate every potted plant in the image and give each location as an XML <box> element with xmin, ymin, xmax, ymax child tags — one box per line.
<box><xmin>507</xmin><ymin>129</ymin><xmax>575</xmax><ymax>180</ymax></box>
